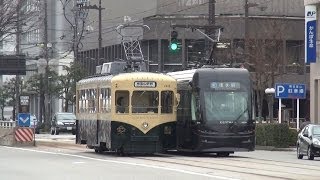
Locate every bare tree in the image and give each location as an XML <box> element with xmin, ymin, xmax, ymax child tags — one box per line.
<box><xmin>245</xmin><ymin>18</ymin><xmax>287</xmax><ymax>123</ymax></box>
<box><xmin>59</xmin><ymin>0</ymin><xmax>89</xmax><ymax>60</ymax></box>
<box><xmin>0</xmin><ymin>0</ymin><xmax>41</xmax><ymax>44</ymax></box>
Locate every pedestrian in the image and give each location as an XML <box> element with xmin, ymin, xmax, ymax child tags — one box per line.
<box><xmin>299</xmin><ymin>117</ymin><xmax>311</xmax><ymax>131</ymax></box>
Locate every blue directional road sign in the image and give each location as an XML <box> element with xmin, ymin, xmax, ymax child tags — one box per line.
<box><xmin>275</xmin><ymin>83</ymin><xmax>306</xmax><ymax>99</ymax></box>
<box><xmin>18</xmin><ymin>113</ymin><xmax>30</xmax><ymax>127</ymax></box>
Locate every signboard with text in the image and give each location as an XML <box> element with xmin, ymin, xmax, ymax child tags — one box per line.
<box><xmin>305</xmin><ymin>5</ymin><xmax>317</xmax><ymax>64</ymax></box>
<box><xmin>275</xmin><ymin>83</ymin><xmax>306</xmax><ymax>99</ymax></box>
<box><xmin>19</xmin><ymin>95</ymin><xmax>30</xmax><ymax>113</ymax></box>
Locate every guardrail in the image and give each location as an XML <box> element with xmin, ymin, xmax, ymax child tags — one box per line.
<box><xmin>0</xmin><ymin>121</ymin><xmax>16</xmax><ymax>129</ymax></box>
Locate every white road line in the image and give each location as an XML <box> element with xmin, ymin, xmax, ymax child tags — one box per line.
<box><xmin>1</xmin><ymin>146</ymin><xmax>239</xmax><ymax>180</ymax></box>
<box><xmin>72</xmin><ymin>161</ymin><xmax>86</xmax><ymax>164</ymax></box>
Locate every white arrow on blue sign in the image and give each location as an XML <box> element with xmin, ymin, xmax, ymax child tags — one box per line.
<box><xmin>18</xmin><ymin>113</ymin><xmax>31</xmax><ymax>127</ymax></box>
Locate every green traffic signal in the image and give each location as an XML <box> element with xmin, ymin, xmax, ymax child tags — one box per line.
<box><xmin>170</xmin><ymin>42</ymin><xmax>178</xmax><ymax>51</ymax></box>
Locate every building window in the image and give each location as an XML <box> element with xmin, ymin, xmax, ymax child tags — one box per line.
<box><xmin>179</xmin><ymin>0</ymin><xmax>206</xmax><ymax>7</ymax></box>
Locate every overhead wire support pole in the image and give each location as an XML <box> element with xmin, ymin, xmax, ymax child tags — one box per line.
<box><xmin>244</xmin><ymin>0</ymin><xmax>250</xmax><ymax>63</ymax></box>
<box><xmin>44</xmin><ymin>0</ymin><xmax>50</xmax><ymax>127</ymax></box>
<box><xmin>207</xmin><ymin>0</ymin><xmax>216</xmax><ymax>64</ymax></box>
<box><xmin>98</xmin><ymin>0</ymin><xmax>103</xmax><ymax>64</ymax></box>
<box><xmin>15</xmin><ymin>0</ymin><xmax>21</xmax><ymax>122</ymax></box>
<box><xmin>80</xmin><ymin>0</ymin><xmax>105</xmax><ymax>65</ymax></box>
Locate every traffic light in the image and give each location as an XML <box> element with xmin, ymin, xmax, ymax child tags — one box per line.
<box><xmin>169</xmin><ymin>30</ymin><xmax>178</xmax><ymax>51</ymax></box>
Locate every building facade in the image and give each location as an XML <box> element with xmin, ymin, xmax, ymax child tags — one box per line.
<box><xmin>304</xmin><ymin>0</ymin><xmax>320</xmax><ymax>124</ymax></box>
<box><xmin>77</xmin><ymin>0</ymin><xmax>308</xmax><ymax>122</ymax></box>
<box><xmin>21</xmin><ymin>0</ymin><xmax>76</xmax><ymax>121</ymax></box>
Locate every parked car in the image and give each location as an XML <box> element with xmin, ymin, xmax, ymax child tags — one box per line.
<box><xmin>297</xmin><ymin>124</ymin><xmax>320</xmax><ymax>160</ymax></box>
<box><xmin>30</xmin><ymin>115</ymin><xmax>40</xmax><ymax>134</ymax></box>
<box><xmin>51</xmin><ymin>112</ymin><xmax>76</xmax><ymax>135</ymax></box>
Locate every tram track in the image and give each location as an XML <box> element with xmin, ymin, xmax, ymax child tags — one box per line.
<box><xmin>129</xmin><ymin>153</ymin><xmax>320</xmax><ymax>180</ymax></box>
<box><xmin>154</xmin><ymin>152</ymin><xmax>320</xmax><ymax>172</ymax></box>
<box><xmin>34</xmin><ymin>142</ymin><xmax>320</xmax><ymax>179</ymax></box>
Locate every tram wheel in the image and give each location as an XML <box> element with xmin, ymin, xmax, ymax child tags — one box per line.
<box><xmin>116</xmin><ymin>147</ymin><xmax>125</xmax><ymax>156</ymax></box>
<box><xmin>217</xmin><ymin>152</ymin><xmax>230</xmax><ymax>157</ymax></box>
<box><xmin>94</xmin><ymin>147</ymin><xmax>103</xmax><ymax>154</ymax></box>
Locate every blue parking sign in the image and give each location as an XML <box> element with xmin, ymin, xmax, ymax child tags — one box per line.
<box><xmin>18</xmin><ymin>113</ymin><xmax>31</xmax><ymax>127</ymax></box>
<box><xmin>275</xmin><ymin>83</ymin><xmax>306</xmax><ymax>99</ymax></box>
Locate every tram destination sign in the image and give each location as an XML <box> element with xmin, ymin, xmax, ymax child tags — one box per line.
<box><xmin>210</xmin><ymin>82</ymin><xmax>241</xmax><ymax>90</ymax></box>
<box><xmin>134</xmin><ymin>81</ymin><xmax>157</xmax><ymax>88</ymax></box>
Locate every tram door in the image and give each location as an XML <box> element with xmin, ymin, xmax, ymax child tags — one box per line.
<box><xmin>176</xmin><ymin>91</ymin><xmax>196</xmax><ymax>150</ymax></box>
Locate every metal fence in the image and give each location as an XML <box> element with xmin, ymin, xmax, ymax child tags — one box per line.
<box><xmin>0</xmin><ymin>121</ymin><xmax>16</xmax><ymax>129</ymax></box>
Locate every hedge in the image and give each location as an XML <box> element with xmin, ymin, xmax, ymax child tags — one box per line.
<box><xmin>256</xmin><ymin>123</ymin><xmax>298</xmax><ymax>148</ymax></box>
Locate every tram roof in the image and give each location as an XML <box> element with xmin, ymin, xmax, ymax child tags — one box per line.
<box><xmin>77</xmin><ymin>74</ymin><xmax>113</xmax><ymax>85</ymax></box>
<box><xmin>167</xmin><ymin>68</ymin><xmax>249</xmax><ymax>82</ymax></box>
<box><xmin>111</xmin><ymin>72</ymin><xmax>176</xmax><ymax>82</ymax></box>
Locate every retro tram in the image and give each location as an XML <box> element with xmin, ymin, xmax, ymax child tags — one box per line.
<box><xmin>76</xmin><ymin>70</ymin><xmax>179</xmax><ymax>154</ymax></box>
<box><xmin>168</xmin><ymin>67</ymin><xmax>255</xmax><ymax>156</ymax></box>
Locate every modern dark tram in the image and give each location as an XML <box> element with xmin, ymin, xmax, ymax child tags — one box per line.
<box><xmin>168</xmin><ymin>67</ymin><xmax>255</xmax><ymax>156</ymax></box>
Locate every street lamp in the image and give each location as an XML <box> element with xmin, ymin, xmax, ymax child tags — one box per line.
<box><xmin>265</xmin><ymin>88</ymin><xmax>275</xmax><ymax>123</ymax></box>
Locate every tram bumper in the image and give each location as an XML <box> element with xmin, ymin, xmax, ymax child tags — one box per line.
<box><xmin>196</xmin><ymin>134</ymin><xmax>255</xmax><ymax>152</ymax></box>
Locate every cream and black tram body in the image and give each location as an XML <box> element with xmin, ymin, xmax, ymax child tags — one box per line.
<box><xmin>76</xmin><ymin>72</ymin><xmax>178</xmax><ymax>154</ymax></box>
<box><xmin>168</xmin><ymin>67</ymin><xmax>255</xmax><ymax>156</ymax></box>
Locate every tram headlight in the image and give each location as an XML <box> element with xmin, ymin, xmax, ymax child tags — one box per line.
<box><xmin>164</xmin><ymin>126</ymin><xmax>172</xmax><ymax>135</ymax></box>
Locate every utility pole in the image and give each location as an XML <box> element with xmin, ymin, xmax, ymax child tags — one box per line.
<box><xmin>44</xmin><ymin>0</ymin><xmax>50</xmax><ymax>127</ymax></box>
<box><xmin>14</xmin><ymin>0</ymin><xmax>21</xmax><ymax>122</ymax></box>
<box><xmin>207</xmin><ymin>0</ymin><xmax>216</xmax><ymax>64</ymax></box>
<box><xmin>244</xmin><ymin>0</ymin><xmax>249</xmax><ymax>62</ymax></box>
<box><xmin>80</xmin><ymin>0</ymin><xmax>105</xmax><ymax>65</ymax></box>
<box><xmin>73</xmin><ymin>3</ymin><xmax>79</xmax><ymax>63</ymax></box>
<box><xmin>98</xmin><ymin>0</ymin><xmax>103</xmax><ymax>64</ymax></box>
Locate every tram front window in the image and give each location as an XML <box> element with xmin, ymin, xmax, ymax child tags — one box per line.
<box><xmin>115</xmin><ymin>91</ymin><xmax>129</xmax><ymax>113</ymax></box>
<box><xmin>132</xmin><ymin>91</ymin><xmax>159</xmax><ymax>113</ymax></box>
<box><xmin>204</xmin><ymin>91</ymin><xmax>249</xmax><ymax>122</ymax></box>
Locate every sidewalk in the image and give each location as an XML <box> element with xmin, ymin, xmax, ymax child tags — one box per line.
<box><xmin>255</xmin><ymin>145</ymin><xmax>296</xmax><ymax>152</ymax></box>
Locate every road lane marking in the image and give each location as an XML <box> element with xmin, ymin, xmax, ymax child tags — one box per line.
<box><xmin>72</xmin><ymin>161</ymin><xmax>86</xmax><ymax>164</ymax></box>
<box><xmin>1</xmin><ymin>146</ymin><xmax>239</xmax><ymax>180</ymax></box>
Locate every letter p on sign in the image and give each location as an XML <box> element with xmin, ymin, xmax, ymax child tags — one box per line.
<box><xmin>276</xmin><ymin>85</ymin><xmax>285</xmax><ymax>97</ymax></box>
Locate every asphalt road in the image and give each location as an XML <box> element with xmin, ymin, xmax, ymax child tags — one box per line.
<box><xmin>28</xmin><ymin>134</ymin><xmax>320</xmax><ymax>180</ymax></box>
<box><xmin>0</xmin><ymin>146</ymin><xmax>229</xmax><ymax>180</ymax></box>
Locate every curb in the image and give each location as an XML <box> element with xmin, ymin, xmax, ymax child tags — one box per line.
<box><xmin>255</xmin><ymin>145</ymin><xmax>296</xmax><ymax>152</ymax></box>
<box><xmin>35</xmin><ymin>140</ymin><xmax>85</xmax><ymax>150</ymax></box>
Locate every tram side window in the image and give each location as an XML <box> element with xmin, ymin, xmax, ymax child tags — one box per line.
<box><xmin>88</xmin><ymin>89</ymin><xmax>97</xmax><ymax>113</ymax></box>
<box><xmin>100</xmin><ymin>88</ymin><xmax>111</xmax><ymax>113</ymax></box>
<box><xmin>161</xmin><ymin>91</ymin><xmax>173</xmax><ymax>114</ymax></box>
<box><xmin>132</xmin><ymin>91</ymin><xmax>159</xmax><ymax>113</ymax></box>
<box><xmin>76</xmin><ymin>90</ymin><xmax>81</xmax><ymax>113</ymax></box>
<box><xmin>79</xmin><ymin>90</ymin><xmax>86</xmax><ymax>113</ymax></box>
<box><xmin>115</xmin><ymin>91</ymin><xmax>129</xmax><ymax>113</ymax></box>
